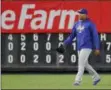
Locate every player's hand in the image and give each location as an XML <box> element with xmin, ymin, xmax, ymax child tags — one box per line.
<box><xmin>94</xmin><ymin>50</ymin><xmax>100</xmax><ymax>56</ymax></box>
<box><xmin>56</xmin><ymin>44</ymin><xmax>65</xmax><ymax>53</ymax></box>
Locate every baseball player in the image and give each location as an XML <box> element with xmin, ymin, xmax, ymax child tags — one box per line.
<box><xmin>56</xmin><ymin>8</ymin><xmax>101</xmax><ymax>86</ymax></box>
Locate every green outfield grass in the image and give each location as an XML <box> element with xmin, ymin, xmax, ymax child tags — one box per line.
<box><xmin>1</xmin><ymin>74</ymin><xmax>111</xmax><ymax>89</ymax></box>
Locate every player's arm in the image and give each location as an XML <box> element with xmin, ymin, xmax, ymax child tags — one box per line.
<box><xmin>56</xmin><ymin>24</ymin><xmax>76</xmax><ymax>53</ymax></box>
<box><xmin>63</xmin><ymin>25</ymin><xmax>76</xmax><ymax>45</ymax></box>
<box><xmin>90</xmin><ymin>22</ymin><xmax>100</xmax><ymax>55</ymax></box>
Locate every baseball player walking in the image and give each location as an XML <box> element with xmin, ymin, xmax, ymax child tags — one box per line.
<box><xmin>56</xmin><ymin>8</ymin><xmax>101</xmax><ymax>86</ymax></box>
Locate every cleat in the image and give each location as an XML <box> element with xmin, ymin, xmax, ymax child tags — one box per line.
<box><xmin>93</xmin><ymin>79</ymin><xmax>101</xmax><ymax>85</ymax></box>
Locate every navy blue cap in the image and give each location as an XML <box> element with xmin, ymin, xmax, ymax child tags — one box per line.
<box><xmin>77</xmin><ymin>8</ymin><xmax>88</xmax><ymax>14</ymax></box>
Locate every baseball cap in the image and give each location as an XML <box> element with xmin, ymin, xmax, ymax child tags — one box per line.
<box><xmin>77</xmin><ymin>8</ymin><xmax>88</xmax><ymax>14</ymax></box>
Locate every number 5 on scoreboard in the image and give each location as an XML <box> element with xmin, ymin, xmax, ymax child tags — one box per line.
<box><xmin>106</xmin><ymin>54</ymin><xmax>111</xmax><ymax>63</ymax></box>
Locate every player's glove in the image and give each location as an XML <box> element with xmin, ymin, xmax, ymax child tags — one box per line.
<box><xmin>56</xmin><ymin>44</ymin><xmax>65</xmax><ymax>53</ymax></box>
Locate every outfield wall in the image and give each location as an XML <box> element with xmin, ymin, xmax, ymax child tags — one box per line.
<box><xmin>1</xmin><ymin>0</ymin><xmax>111</xmax><ymax>72</ymax></box>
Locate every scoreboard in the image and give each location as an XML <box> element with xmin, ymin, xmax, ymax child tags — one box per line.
<box><xmin>1</xmin><ymin>33</ymin><xmax>111</xmax><ymax>71</ymax></box>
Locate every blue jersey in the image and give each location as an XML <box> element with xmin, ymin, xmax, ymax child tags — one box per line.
<box><xmin>64</xmin><ymin>19</ymin><xmax>100</xmax><ymax>51</ymax></box>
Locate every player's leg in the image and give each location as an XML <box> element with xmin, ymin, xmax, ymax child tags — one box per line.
<box><xmin>74</xmin><ymin>49</ymin><xmax>92</xmax><ymax>85</ymax></box>
<box><xmin>85</xmin><ymin>62</ymin><xmax>100</xmax><ymax>85</ymax></box>
<box><xmin>85</xmin><ymin>62</ymin><xmax>100</xmax><ymax>81</ymax></box>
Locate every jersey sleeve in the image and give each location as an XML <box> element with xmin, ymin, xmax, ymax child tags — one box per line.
<box><xmin>64</xmin><ymin>24</ymin><xmax>76</xmax><ymax>45</ymax></box>
<box><xmin>90</xmin><ymin>22</ymin><xmax>100</xmax><ymax>50</ymax></box>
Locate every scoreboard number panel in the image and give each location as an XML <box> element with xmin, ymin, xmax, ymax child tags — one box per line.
<box><xmin>1</xmin><ymin>33</ymin><xmax>111</xmax><ymax>71</ymax></box>
<box><xmin>100</xmin><ymin>34</ymin><xmax>111</xmax><ymax>65</ymax></box>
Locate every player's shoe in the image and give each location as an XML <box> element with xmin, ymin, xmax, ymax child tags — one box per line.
<box><xmin>93</xmin><ymin>79</ymin><xmax>101</xmax><ymax>85</ymax></box>
<box><xmin>73</xmin><ymin>82</ymin><xmax>80</xmax><ymax>86</ymax></box>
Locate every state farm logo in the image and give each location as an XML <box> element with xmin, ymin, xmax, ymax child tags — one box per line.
<box><xmin>1</xmin><ymin>4</ymin><xmax>78</xmax><ymax>30</ymax></box>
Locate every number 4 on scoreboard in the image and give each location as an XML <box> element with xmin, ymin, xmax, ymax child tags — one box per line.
<box><xmin>8</xmin><ymin>34</ymin><xmax>13</xmax><ymax>40</ymax></box>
